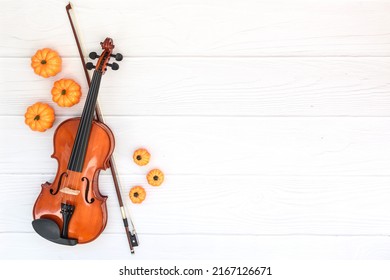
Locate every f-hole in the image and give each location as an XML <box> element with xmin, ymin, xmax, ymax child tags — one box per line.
<box><xmin>50</xmin><ymin>172</ymin><xmax>68</xmax><ymax>195</ymax></box>
<box><xmin>82</xmin><ymin>177</ymin><xmax>94</xmax><ymax>204</ymax></box>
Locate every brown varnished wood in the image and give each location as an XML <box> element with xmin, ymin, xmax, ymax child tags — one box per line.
<box><xmin>66</xmin><ymin>3</ymin><xmax>138</xmax><ymax>252</ymax></box>
<box><xmin>33</xmin><ymin>117</ymin><xmax>115</xmax><ymax>244</ymax></box>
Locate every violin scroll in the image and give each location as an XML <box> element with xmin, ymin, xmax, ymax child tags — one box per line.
<box><xmin>87</xmin><ymin>37</ymin><xmax>122</xmax><ymax>74</ymax></box>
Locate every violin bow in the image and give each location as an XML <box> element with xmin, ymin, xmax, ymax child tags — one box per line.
<box><xmin>66</xmin><ymin>2</ymin><xmax>139</xmax><ymax>253</ymax></box>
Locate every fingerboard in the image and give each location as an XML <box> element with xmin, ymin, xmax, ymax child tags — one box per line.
<box><xmin>67</xmin><ymin>70</ymin><xmax>102</xmax><ymax>172</ymax></box>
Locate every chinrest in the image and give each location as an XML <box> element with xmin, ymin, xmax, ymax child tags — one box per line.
<box><xmin>32</xmin><ymin>218</ymin><xmax>78</xmax><ymax>246</ymax></box>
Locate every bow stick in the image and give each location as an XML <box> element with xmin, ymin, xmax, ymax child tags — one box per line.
<box><xmin>66</xmin><ymin>2</ymin><xmax>139</xmax><ymax>253</ymax></box>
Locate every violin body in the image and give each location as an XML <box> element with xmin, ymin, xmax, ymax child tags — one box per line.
<box><xmin>33</xmin><ymin>118</ymin><xmax>114</xmax><ymax>243</ymax></box>
<box><xmin>32</xmin><ymin>38</ymin><xmax>124</xmax><ymax>246</ymax></box>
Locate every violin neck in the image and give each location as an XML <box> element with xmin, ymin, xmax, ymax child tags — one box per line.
<box><xmin>67</xmin><ymin>70</ymin><xmax>103</xmax><ymax>172</ymax></box>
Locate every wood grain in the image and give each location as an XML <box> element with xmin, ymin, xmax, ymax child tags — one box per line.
<box><xmin>1</xmin><ymin>174</ymin><xmax>389</xmax><ymax>235</ymax></box>
<box><xmin>2</xmin><ymin>116</ymin><xmax>390</xmax><ymax>176</ymax></box>
<box><xmin>1</xmin><ymin>0</ymin><xmax>390</xmax><ymax>260</ymax></box>
<box><xmin>1</xmin><ymin>233</ymin><xmax>390</xmax><ymax>260</ymax></box>
<box><xmin>2</xmin><ymin>0</ymin><xmax>390</xmax><ymax>57</ymax></box>
<box><xmin>3</xmin><ymin>58</ymin><xmax>390</xmax><ymax>117</ymax></box>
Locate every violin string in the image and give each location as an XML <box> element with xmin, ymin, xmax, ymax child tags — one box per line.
<box><xmin>77</xmin><ymin>72</ymin><xmax>101</xmax><ymax>205</ymax></box>
<box><xmin>69</xmin><ymin>73</ymin><xmax>91</xmax><ymax>173</ymax></box>
<box><xmin>71</xmin><ymin>71</ymin><xmax>100</xmax><ymax>205</ymax></box>
<box><xmin>72</xmin><ymin>71</ymin><xmax>98</xmax><ymax>173</ymax></box>
<box><xmin>61</xmin><ymin>70</ymin><xmax>98</xmax><ymax>206</ymax></box>
<box><xmin>73</xmin><ymin>71</ymin><xmax>99</xmax><ymax>173</ymax></box>
<box><xmin>74</xmin><ymin>71</ymin><xmax>100</xmax><ymax>175</ymax></box>
<box><xmin>75</xmin><ymin>73</ymin><xmax>97</xmax><ymax>172</ymax></box>
<box><xmin>67</xmin><ymin>4</ymin><xmax>138</xmax><ymax>251</ymax></box>
<box><xmin>70</xmin><ymin>70</ymin><xmax>97</xmax><ymax>172</ymax></box>
<box><xmin>73</xmin><ymin>71</ymin><xmax>97</xmax><ymax>205</ymax></box>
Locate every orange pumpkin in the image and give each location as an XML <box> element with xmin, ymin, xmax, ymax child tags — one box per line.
<box><xmin>129</xmin><ymin>186</ymin><xmax>146</xmax><ymax>204</ymax></box>
<box><xmin>31</xmin><ymin>48</ymin><xmax>62</xmax><ymax>78</ymax></box>
<box><xmin>51</xmin><ymin>79</ymin><xmax>82</xmax><ymax>107</ymax></box>
<box><xmin>133</xmin><ymin>148</ymin><xmax>151</xmax><ymax>166</ymax></box>
<box><xmin>147</xmin><ymin>169</ymin><xmax>164</xmax><ymax>186</ymax></box>
<box><xmin>24</xmin><ymin>102</ymin><xmax>55</xmax><ymax>132</ymax></box>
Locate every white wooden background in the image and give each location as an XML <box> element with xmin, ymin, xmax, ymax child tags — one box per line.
<box><xmin>1</xmin><ymin>0</ymin><xmax>390</xmax><ymax>260</ymax></box>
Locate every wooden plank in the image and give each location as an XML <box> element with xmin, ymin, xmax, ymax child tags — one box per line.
<box><xmin>4</xmin><ymin>0</ymin><xmax>390</xmax><ymax>263</ymax></box>
<box><xmin>3</xmin><ymin>58</ymin><xmax>390</xmax><ymax>117</ymax></box>
<box><xmin>2</xmin><ymin>0</ymin><xmax>390</xmax><ymax>57</ymax></box>
<box><xmin>2</xmin><ymin>116</ymin><xmax>390</xmax><ymax>176</ymax></box>
<box><xmin>1</xmin><ymin>174</ymin><xmax>389</xmax><ymax>235</ymax></box>
<box><xmin>1</xmin><ymin>233</ymin><xmax>389</xmax><ymax>259</ymax></box>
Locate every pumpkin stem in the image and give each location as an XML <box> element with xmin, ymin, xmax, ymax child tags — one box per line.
<box><xmin>153</xmin><ymin>175</ymin><xmax>159</xmax><ymax>181</ymax></box>
<box><xmin>136</xmin><ymin>155</ymin><xmax>142</xmax><ymax>160</ymax></box>
<box><xmin>61</xmin><ymin>89</ymin><xmax>66</xmax><ymax>95</ymax></box>
<box><xmin>134</xmin><ymin>192</ymin><xmax>139</xmax><ymax>198</ymax></box>
<box><xmin>41</xmin><ymin>60</ymin><xmax>47</xmax><ymax>65</ymax></box>
<box><xmin>34</xmin><ymin>115</ymin><xmax>40</xmax><ymax>121</ymax></box>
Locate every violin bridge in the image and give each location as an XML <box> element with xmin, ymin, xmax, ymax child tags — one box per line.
<box><xmin>60</xmin><ymin>187</ymin><xmax>81</xmax><ymax>196</ymax></box>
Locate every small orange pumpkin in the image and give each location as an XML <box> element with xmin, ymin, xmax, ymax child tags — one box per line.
<box><xmin>133</xmin><ymin>148</ymin><xmax>151</xmax><ymax>166</ymax></box>
<box><xmin>129</xmin><ymin>186</ymin><xmax>146</xmax><ymax>204</ymax></box>
<box><xmin>24</xmin><ymin>102</ymin><xmax>55</xmax><ymax>132</ymax></box>
<box><xmin>31</xmin><ymin>48</ymin><xmax>62</xmax><ymax>78</ymax></box>
<box><xmin>51</xmin><ymin>79</ymin><xmax>82</xmax><ymax>107</ymax></box>
<box><xmin>147</xmin><ymin>169</ymin><xmax>164</xmax><ymax>186</ymax></box>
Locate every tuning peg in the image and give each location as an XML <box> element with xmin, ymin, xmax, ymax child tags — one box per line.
<box><xmin>89</xmin><ymin>52</ymin><xmax>99</xmax><ymax>60</ymax></box>
<box><xmin>86</xmin><ymin>62</ymin><xmax>95</xmax><ymax>70</ymax></box>
<box><xmin>107</xmin><ymin>62</ymin><xmax>119</xmax><ymax>70</ymax></box>
<box><xmin>111</xmin><ymin>53</ymin><xmax>123</xmax><ymax>61</ymax></box>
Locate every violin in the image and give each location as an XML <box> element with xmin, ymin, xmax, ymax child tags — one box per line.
<box><xmin>32</xmin><ymin>38</ymin><xmax>121</xmax><ymax>245</ymax></box>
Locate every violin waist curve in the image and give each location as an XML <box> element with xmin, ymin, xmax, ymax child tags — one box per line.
<box><xmin>32</xmin><ymin>117</ymin><xmax>115</xmax><ymax>244</ymax></box>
